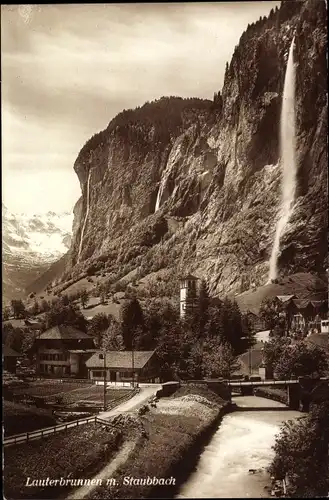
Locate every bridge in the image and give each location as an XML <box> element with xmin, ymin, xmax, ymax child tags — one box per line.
<box><xmin>227</xmin><ymin>379</ymin><xmax>299</xmax><ymax>388</ymax></box>
<box><xmin>224</xmin><ymin>377</ymin><xmax>329</xmax><ymax>411</ymax></box>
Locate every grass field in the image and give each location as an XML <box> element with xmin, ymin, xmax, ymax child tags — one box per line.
<box><xmin>80</xmin><ymin>300</ymin><xmax>122</xmax><ymax>320</ymax></box>
<box><xmin>4</xmin><ymin>423</ymin><xmax>122</xmax><ymax>499</ymax></box>
<box><xmin>13</xmin><ymin>381</ymin><xmax>93</xmax><ymax>398</ymax></box>
<box><xmin>60</xmin><ymin>387</ymin><xmax>130</xmax><ymax>404</ymax></box>
<box><xmin>12</xmin><ymin>381</ymin><xmax>131</xmax><ymax>404</ymax></box>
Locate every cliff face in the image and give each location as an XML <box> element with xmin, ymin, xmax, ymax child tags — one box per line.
<box><xmin>66</xmin><ymin>0</ymin><xmax>327</xmax><ymax>297</ymax></box>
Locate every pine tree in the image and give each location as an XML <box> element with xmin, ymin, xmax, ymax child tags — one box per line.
<box><xmin>11</xmin><ymin>299</ymin><xmax>26</xmax><ymax>319</ymax></box>
<box><xmin>80</xmin><ymin>289</ymin><xmax>89</xmax><ymax>309</ymax></box>
<box><xmin>88</xmin><ymin>313</ymin><xmax>111</xmax><ymax>347</ymax></box>
<box><xmin>31</xmin><ymin>300</ymin><xmax>40</xmax><ymax>316</ymax></box>
<box><xmin>121</xmin><ymin>297</ymin><xmax>145</xmax><ymax>349</ymax></box>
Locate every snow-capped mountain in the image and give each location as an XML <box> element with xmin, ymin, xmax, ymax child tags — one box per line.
<box><xmin>2</xmin><ymin>204</ymin><xmax>73</xmax><ymax>303</ymax></box>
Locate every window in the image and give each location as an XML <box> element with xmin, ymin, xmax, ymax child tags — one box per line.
<box><xmin>93</xmin><ymin>370</ymin><xmax>104</xmax><ymax>378</ymax></box>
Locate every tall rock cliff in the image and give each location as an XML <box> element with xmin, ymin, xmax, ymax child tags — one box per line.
<box><xmin>64</xmin><ymin>0</ymin><xmax>327</xmax><ymax>297</ymax></box>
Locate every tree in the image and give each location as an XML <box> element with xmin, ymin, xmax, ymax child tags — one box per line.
<box><xmin>186</xmin><ymin>341</ymin><xmax>203</xmax><ymax>379</ymax></box>
<box><xmin>270</xmin><ymin>401</ymin><xmax>329</xmax><ymax>497</ymax></box>
<box><xmin>121</xmin><ymin>297</ymin><xmax>145</xmax><ymax>349</ymax></box>
<box><xmin>11</xmin><ymin>299</ymin><xmax>26</xmax><ymax>319</ymax></box>
<box><xmin>263</xmin><ymin>336</ymin><xmax>291</xmax><ymax>379</ymax></box>
<box><xmin>197</xmin><ymin>279</ymin><xmax>211</xmax><ymax>335</ymax></box>
<box><xmin>3</xmin><ymin>306</ymin><xmax>11</xmax><ymax>321</ymax></box>
<box><xmin>41</xmin><ymin>299</ymin><xmax>50</xmax><ymax>312</ymax></box>
<box><xmin>45</xmin><ymin>303</ymin><xmax>88</xmax><ymax>332</ymax></box>
<box><xmin>156</xmin><ymin>322</ymin><xmax>187</xmax><ymax>381</ymax></box>
<box><xmin>241</xmin><ymin>313</ymin><xmax>256</xmax><ymax>350</ymax></box>
<box><xmin>31</xmin><ymin>300</ymin><xmax>40</xmax><ymax>316</ymax></box>
<box><xmin>102</xmin><ymin>320</ymin><xmax>124</xmax><ymax>351</ymax></box>
<box><xmin>3</xmin><ymin>323</ymin><xmax>24</xmax><ymax>352</ymax></box>
<box><xmin>259</xmin><ymin>298</ymin><xmax>286</xmax><ymax>335</ymax></box>
<box><xmin>80</xmin><ymin>289</ymin><xmax>89</xmax><ymax>309</ymax></box>
<box><xmin>99</xmin><ymin>285</ymin><xmax>107</xmax><ymax>305</ymax></box>
<box><xmin>205</xmin><ymin>303</ymin><xmax>224</xmax><ymax>339</ymax></box>
<box><xmin>88</xmin><ymin>313</ymin><xmax>111</xmax><ymax>346</ymax></box>
<box><xmin>202</xmin><ymin>340</ymin><xmax>240</xmax><ymax>379</ymax></box>
<box><xmin>274</xmin><ymin>341</ymin><xmax>328</xmax><ymax>379</ymax></box>
<box><xmin>61</xmin><ymin>294</ymin><xmax>70</xmax><ymax>306</ymax></box>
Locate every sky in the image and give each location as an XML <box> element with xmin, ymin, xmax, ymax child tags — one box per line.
<box><xmin>2</xmin><ymin>2</ymin><xmax>279</xmax><ymax>215</ymax></box>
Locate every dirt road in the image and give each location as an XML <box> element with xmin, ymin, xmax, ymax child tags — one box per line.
<box><xmin>99</xmin><ymin>385</ymin><xmax>161</xmax><ymax>419</ymax></box>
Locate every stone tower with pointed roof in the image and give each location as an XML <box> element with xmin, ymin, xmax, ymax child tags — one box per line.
<box><xmin>179</xmin><ymin>274</ymin><xmax>199</xmax><ymax>318</ymax></box>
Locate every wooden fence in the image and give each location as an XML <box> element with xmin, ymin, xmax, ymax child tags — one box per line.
<box><xmin>4</xmin><ymin>388</ymin><xmax>140</xmax><ymax>447</ymax></box>
<box><xmin>4</xmin><ymin>416</ymin><xmax>115</xmax><ymax>447</ymax></box>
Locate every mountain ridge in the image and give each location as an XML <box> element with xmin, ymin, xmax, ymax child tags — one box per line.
<box><xmin>16</xmin><ymin>0</ymin><xmax>328</xmax><ymax>303</ymax></box>
<box><xmin>2</xmin><ymin>206</ymin><xmax>73</xmax><ymax>303</ymax></box>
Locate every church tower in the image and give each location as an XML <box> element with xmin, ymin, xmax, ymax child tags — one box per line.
<box><xmin>179</xmin><ymin>274</ymin><xmax>199</xmax><ymax>318</ymax></box>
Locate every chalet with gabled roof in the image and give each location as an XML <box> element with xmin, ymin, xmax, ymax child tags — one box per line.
<box><xmin>85</xmin><ymin>350</ymin><xmax>159</xmax><ymax>383</ymax></box>
<box><xmin>31</xmin><ymin>325</ymin><xmax>96</xmax><ymax>378</ymax></box>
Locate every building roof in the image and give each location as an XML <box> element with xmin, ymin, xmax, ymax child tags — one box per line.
<box><xmin>310</xmin><ymin>300</ymin><xmax>327</xmax><ymax>308</ymax></box>
<box><xmin>180</xmin><ymin>274</ymin><xmax>199</xmax><ymax>281</ymax></box>
<box><xmin>86</xmin><ymin>350</ymin><xmax>156</xmax><ymax>369</ymax></box>
<box><xmin>292</xmin><ymin>299</ymin><xmax>312</xmax><ymax>309</ymax></box>
<box><xmin>276</xmin><ymin>295</ymin><xmax>296</xmax><ymax>303</ymax></box>
<box><xmin>68</xmin><ymin>349</ymin><xmax>97</xmax><ymax>354</ymax></box>
<box><xmin>38</xmin><ymin>325</ymin><xmax>92</xmax><ymax>340</ymax></box>
<box><xmin>255</xmin><ymin>330</ymin><xmax>271</xmax><ymax>343</ymax></box>
<box><xmin>2</xmin><ymin>345</ymin><xmax>22</xmax><ymax>357</ymax></box>
<box><xmin>25</xmin><ymin>319</ymin><xmax>42</xmax><ymax>326</ymax></box>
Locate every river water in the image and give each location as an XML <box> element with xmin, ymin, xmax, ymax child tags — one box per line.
<box><xmin>177</xmin><ymin>396</ymin><xmax>301</xmax><ymax>499</ymax></box>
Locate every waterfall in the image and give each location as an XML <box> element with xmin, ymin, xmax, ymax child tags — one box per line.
<box><xmin>268</xmin><ymin>37</ymin><xmax>297</xmax><ymax>283</ymax></box>
<box><xmin>155</xmin><ymin>172</ymin><xmax>169</xmax><ymax>212</ymax></box>
<box><xmin>155</xmin><ymin>183</ymin><xmax>163</xmax><ymax>212</ymax></box>
<box><xmin>77</xmin><ymin>169</ymin><xmax>92</xmax><ymax>262</ymax></box>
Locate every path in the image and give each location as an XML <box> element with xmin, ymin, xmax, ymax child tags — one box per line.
<box><xmin>67</xmin><ymin>440</ymin><xmax>136</xmax><ymax>499</ymax></box>
<box><xmin>99</xmin><ymin>385</ymin><xmax>161</xmax><ymax>419</ymax></box>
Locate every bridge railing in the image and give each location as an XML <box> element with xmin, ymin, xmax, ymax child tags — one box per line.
<box><xmin>227</xmin><ymin>379</ymin><xmax>299</xmax><ymax>387</ymax></box>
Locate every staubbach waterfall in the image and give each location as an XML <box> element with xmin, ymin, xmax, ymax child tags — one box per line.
<box><xmin>268</xmin><ymin>37</ymin><xmax>297</xmax><ymax>283</ymax></box>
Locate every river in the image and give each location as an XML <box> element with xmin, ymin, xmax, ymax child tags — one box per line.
<box><xmin>177</xmin><ymin>395</ymin><xmax>301</xmax><ymax>498</ymax></box>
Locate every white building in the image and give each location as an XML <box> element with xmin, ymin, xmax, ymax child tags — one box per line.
<box><xmin>179</xmin><ymin>274</ymin><xmax>199</xmax><ymax>318</ymax></box>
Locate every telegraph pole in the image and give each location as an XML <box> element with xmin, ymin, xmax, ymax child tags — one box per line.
<box><xmin>103</xmin><ymin>349</ymin><xmax>106</xmax><ymax>411</ymax></box>
<box><xmin>131</xmin><ymin>335</ymin><xmax>135</xmax><ymax>388</ymax></box>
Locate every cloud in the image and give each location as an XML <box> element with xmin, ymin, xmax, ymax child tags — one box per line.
<box><xmin>1</xmin><ymin>2</ymin><xmax>279</xmax><ymax>214</ymax></box>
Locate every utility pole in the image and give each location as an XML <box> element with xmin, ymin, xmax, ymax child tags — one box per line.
<box><xmin>131</xmin><ymin>335</ymin><xmax>135</xmax><ymax>388</ymax></box>
<box><xmin>103</xmin><ymin>349</ymin><xmax>106</xmax><ymax>411</ymax></box>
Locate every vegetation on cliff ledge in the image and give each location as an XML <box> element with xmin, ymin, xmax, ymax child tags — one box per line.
<box><xmin>76</xmin><ymin>96</ymin><xmax>213</xmax><ymax>165</ymax></box>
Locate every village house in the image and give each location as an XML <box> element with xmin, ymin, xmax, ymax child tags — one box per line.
<box><xmin>236</xmin><ymin>291</ymin><xmax>328</xmax><ymax>336</ymax></box>
<box><xmin>85</xmin><ymin>350</ymin><xmax>159</xmax><ymax>384</ymax></box>
<box><xmin>31</xmin><ymin>325</ymin><xmax>96</xmax><ymax>378</ymax></box>
<box><xmin>3</xmin><ymin>345</ymin><xmax>22</xmax><ymax>374</ymax></box>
